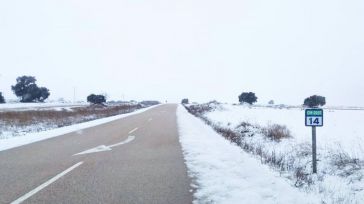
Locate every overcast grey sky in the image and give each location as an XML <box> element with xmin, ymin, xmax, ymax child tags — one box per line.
<box><xmin>1</xmin><ymin>0</ymin><xmax>364</xmax><ymax>106</ymax></box>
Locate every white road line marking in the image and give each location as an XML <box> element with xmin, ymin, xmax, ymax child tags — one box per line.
<box><xmin>128</xmin><ymin>127</ymin><xmax>138</xmax><ymax>134</ymax></box>
<box><xmin>11</xmin><ymin>162</ymin><xmax>83</xmax><ymax>204</ymax></box>
<box><xmin>73</xmin><ymin>136</ymin><xmax>136</xmax><ymax>156</ymax></box>
<box><xmin>148</xmin><ymin>118</ymin><xmax>153</xmax><ymax>122</ymax></box>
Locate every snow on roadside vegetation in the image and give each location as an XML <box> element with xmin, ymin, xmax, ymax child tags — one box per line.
<box><xmin>177</xmin><ymin>105</ymin><xmax>318</xmax><ymax>204</ymax></box>
<box><xmin>0</xmin><ymin>105</ymin><xmax>159</xmax><ymax>151</ymax></box>
<box><xmin>0</xmin><ymin>103</ymin><xmax>145</xmax><ymax>139</ymax></box>
<box><xmin>185</xmin><ymin>102</ymin><xmax>364</xmax><ymax>203</ymax></box>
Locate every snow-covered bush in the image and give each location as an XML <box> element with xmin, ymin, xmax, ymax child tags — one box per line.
<box><xmin>263</xmin><ymin>124</ymin><xmax>292</xmax><ymax>141</ymax></box>
<box><xmin>184</xmin><ymin>100</ymin><xmax>223</xmax><ymax>116</ymax></box>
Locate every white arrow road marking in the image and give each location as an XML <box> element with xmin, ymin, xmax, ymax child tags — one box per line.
<box><xmin>74</xmin><ymin>145</ymin><xmax>112</xmax><ymax>155</ymax></box>
<box><xmin>11</xmin><ymin>162</ymin><xmax>83</xmax><ymax>204</ymax></box>
<box><xmin>73</xmin><ymin>136</ymin><xmax>135</xmax><ymax>156</ymax></box>
<box><xmin>108</xmin><ymin>136</ymin><xmax>135</xmax><ymax>148</ymax></box>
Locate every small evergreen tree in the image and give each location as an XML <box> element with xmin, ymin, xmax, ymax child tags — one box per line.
<box><xmin>87</xmin><ymin>94</ymin><xmax>106</xmax><ymax>104</ymax></box>
<box><xmin>181</xmin><ymin>98</ymin><xmax>189</xmax><ymax>104</ymax></box>
<box><xmin>238</xmin><ymin>92</ymin><xmax>258</xmax><ymax>105</ymax></box>
<box><xmin>303</xmin><ymin>95</ymin><xmax>326</xmax><ymax>107</ymax></box>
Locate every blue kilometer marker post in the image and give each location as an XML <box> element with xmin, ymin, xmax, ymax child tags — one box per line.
<box><xmin>305</xmin><ymin>109</ymin><xmax>324</xmax><ymax>174</ymax></box>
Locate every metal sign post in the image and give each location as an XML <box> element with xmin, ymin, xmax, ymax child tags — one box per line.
<box><xmin>312</xmin><ymin>126</ymin><xmax>317</xmax><ymax>173</ymax></box>
<box><xmin>305</xmin><ymin>109</ymin><xmax>323</xmax><ymax>174</ymax></box>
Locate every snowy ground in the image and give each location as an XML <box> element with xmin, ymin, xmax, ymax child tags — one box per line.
<box><xmin>0</xmin><ymin>102</ymin><xmax>87</xmax><ymax>112</ymax></box>
<box><xmin>177</xmin><ymin>105</ymin><xmax>318</xmax><ymax>204</ymax></box>
<box><xmin>184</xmin><ymin>103</ymin><xmax>364</xmax><ymax>203</ymax></box>
<box><xmin>0</xmin><ymin>105</ymin><xmax>158</xmax><ymax>151</ymax></box>
<box><xmin>206</xmin><ymin>105</ymin><xmax>364</xmax><ymax>160</ymax></box>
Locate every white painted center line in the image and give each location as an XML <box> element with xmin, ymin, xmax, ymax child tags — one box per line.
<box><xmin>11</xmin><ymin>162</ymin><xmax>84</xmax><ymax>204</ymax></box>
<box><xmin>128</xmin><ymin>127</ymin><xmax>138</xmax><ymax>134</ymax></box>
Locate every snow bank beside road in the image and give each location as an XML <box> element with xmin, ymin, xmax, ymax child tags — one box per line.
<box><xmin>0</xmin><ymin>105</ymin><xmax>159</xmax><ymax>152</ymax></box>
<box><xmin>177</xmin><ymin>106</ymin><xmax>318</xmax><ymax>204</ymax></box>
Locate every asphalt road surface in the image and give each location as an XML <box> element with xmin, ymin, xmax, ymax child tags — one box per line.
<box><xmin>0</xmin><ymin>104</ymin><xmax>192</xmax><ymax>204</ymax></box>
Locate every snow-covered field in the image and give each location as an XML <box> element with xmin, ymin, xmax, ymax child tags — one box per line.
<box><xmin>0</xmin><ymin>102</ymin><xmax>87</xmax><ymax>111</ymax></box>
<box><xmin>206</xmin><ymin>105</ymin><xmax>364</xmax><ymax>160</ymax></box>
<box><xmin>177</xmin><ymin>106</ymin><xmax>318</xmax><ymax>204</ymax></box>
<box><xmin>185</xmin><ymin>103</ymin><xmax>364</xmax><ymax>203</ymax></box>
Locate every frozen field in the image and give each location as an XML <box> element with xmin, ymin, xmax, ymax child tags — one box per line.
<box><xmin>206</xmin><ymin>105</ymin><xmax>364</xmax><ymax>160</ymax></box>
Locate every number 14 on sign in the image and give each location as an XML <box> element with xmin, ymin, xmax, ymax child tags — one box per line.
<box><xmin>307</xmin><ymin>117</ymin><xmax>322</xmax><ymax>126</ymax></box>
